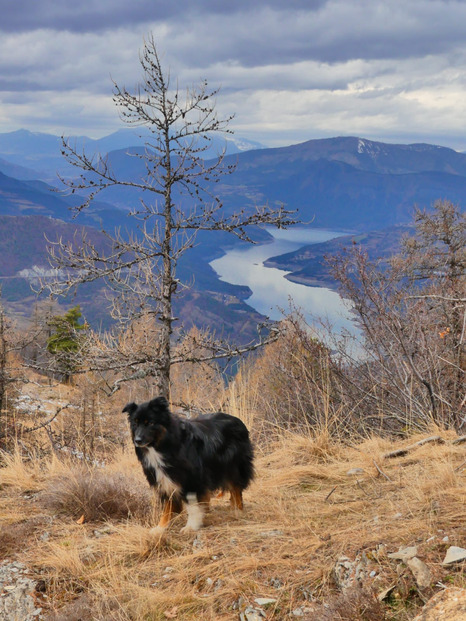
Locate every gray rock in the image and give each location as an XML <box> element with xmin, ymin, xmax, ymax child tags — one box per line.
<box><xmin>333</xmin><ymin>553</ymin><xmax>371</xmax><ymax>592</ymax></box>
<box><xmin>254</xmin><ymin>598</ymin><xmax>277</xmax><ymax>607</ymax></box>
<box><xmin>0</xmin><ymin>561</ymin><xmax>42</xmax><ymax>621</ymax></box>
<box><xmin>269</xmin><ymin>577</ymin><xmax>283</xmax><ymax>589</ymax></box>
<box><xmin>346</xmin><ymin>468</ymin><xmax>365</xmax><ymax>476</ymax></box>
<box><xmin>412</xmin><ymin>587</ymin><xmax>466</xmax><ymax>621</ymax></box>
<box><xmin>240</xmin><ymin>606</ymin><xmax>266</xmax><ymax>621</ymax></box>
<box><xmin>407</xmin><ymin>557</ymin><xmax>432</xmax><ymax>588</ymax></box>
<box><xmin>388</xmin><ymin>546</ymin><xmax>418</xmax><ymax>561</ymax></box>
<box><xmin>442</xmin><ymin>546</ymin><xmax>466</xmax><ymax>565</ymax></box>
<box><xmin>192</xmin><ymin>535</ymin><xmax>203</xmax><ymax>549</ymax></box>
<box><xmin>259</xmin><ymin>529</ymin><xmax>285</xmax><ymax>538</ymax></box>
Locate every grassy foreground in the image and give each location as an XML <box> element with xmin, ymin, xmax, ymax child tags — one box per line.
<box><xmin>1</xmin><ymin>414</ymin><xmax>465</xmax><ymax>620</ymax></box>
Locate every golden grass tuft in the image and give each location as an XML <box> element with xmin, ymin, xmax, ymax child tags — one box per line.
<box><xmin>0</xmin><ymin>446</ymin><xmax>45</xmax><ymax>492</ymax></box>
<box><xmin>40</xmin><ymin>465</ymin><xmax>152</xmax><ymax>522</ymax></box>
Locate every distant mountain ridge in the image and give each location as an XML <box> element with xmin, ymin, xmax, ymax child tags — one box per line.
<box><xmin>212</xmin><ymin>137</ymin><xmax>466</xmax><ymax>229</ymax></box>
<box><xmin>0</xmin><ymin>129</ymin><xmax>263</xmax><ymax>182</ymax></box>
<box><xmin>255</xmin><ymin>136</ymin><xmax>466</xmax><ymax>175</ymax></box>
<box><xmin>1</xmin><ymin>130</ymin><xmax>465</xmax><ymax>231</ymax></box>
<box><xmin>0</xmin><ymin>130</ymin><xmax>464</xmax><ymax>333</ymax></box>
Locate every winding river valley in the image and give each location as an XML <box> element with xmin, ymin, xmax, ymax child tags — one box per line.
<box><xmin>210</xmin><ymin>228</ymin><xmax>356</xmax><ymax>335</ymax></box>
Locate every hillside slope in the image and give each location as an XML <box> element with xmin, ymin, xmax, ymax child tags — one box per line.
<box><xmin>264</xmin><ymin>224</ymin><xmax>414</xmax><ymax>288</ymax></box>
<box><xmin>1</xmin><ymin>383</ymin><xmax>465</xmax><ymax>620</ymax></box>
<box><xmin>0</xmin><ymin>214</ymin><xmax>262</xmax><ymax>339</ymax></box>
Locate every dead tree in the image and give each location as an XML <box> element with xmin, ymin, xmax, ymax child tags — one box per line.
<box><xmin>329</xmin><ymin>200</ymin><xmax>465</xmax><ymax>431</ymax></box>
<box><xmin>43</xmin><ymin>35</ymin><xmax>296</xmax><ymax>398</ymax></box>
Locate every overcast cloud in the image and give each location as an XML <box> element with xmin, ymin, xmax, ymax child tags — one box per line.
<box><xmin>0</xmin><ymin>0</ymin><xmax>465</xmax><ymax>149</ymax></box>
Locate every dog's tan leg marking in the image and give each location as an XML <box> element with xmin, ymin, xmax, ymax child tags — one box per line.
<box><xmin>159</xmin><ymin>496</ymin><xmax>182</xmax><ymax>527</ymax></box>
<box><xmin>151</xmin><ymin>496</ymin><xmax>182</xmax><ymax>536</ymax></box>
<box><xmin>199</xmin><ymin>491</ymin><xmax>211</xmax><ymax>511</ymax></box>
<box><xmin>229</xmin><ymin>486</ymin><xmax>244</xmax><ymax>510</ymax></box>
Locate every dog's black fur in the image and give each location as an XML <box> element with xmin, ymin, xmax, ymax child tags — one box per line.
<box><xmin>123</xmin><ymin>396</ymin><xmax>254</xmax><ymax>531</ymax></box>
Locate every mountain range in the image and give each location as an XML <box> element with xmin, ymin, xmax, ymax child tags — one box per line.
<box><xmin>0</xmin><ymin>129</ymin><xmax>262</xmax><ymax>182</ymax></box>
<box><xmin>0</xmin><ymin>129</ymin><xmax>464</xmax><ymax>332</ymax></box>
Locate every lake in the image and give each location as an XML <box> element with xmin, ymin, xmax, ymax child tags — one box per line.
<box><xmin>210</xmin><ymin>227</ymin><xmax>357</xmax><ymax>336</ymax></box>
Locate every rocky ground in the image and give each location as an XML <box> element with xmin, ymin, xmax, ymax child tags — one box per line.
<box><xmin>0</xmin><ymin>560</ymin><xmax>44</xmax><ymax>620</ymax></box>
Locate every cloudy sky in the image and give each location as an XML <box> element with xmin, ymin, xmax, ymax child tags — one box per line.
<box><xmin>1</xmin><ymin>0</ymin><xmax>466</xmax><ymax>149</ymax></box>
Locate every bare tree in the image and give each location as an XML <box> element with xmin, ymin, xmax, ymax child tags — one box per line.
<box><xmin>329</xmin><ymin>200</ymin><xmax>465</xmax><ymax>431</ymax></box>
<box><xmin>43</xmin><ymin>35</ymin><xmax>296</xmax><ymax>398</ymax></box>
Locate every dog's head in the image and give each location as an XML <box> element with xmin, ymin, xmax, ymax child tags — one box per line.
<box><xmin>123</xmin><ymin>396</ymin><xmax>171</xmax><ymax>448</ymax></box>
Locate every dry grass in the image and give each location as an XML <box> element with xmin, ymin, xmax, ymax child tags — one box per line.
<box><xmin>40</xmin><ymin>466</ymin><xmax>152</xmax><ymax>522</ymax></box>
<box><xmin>0</xmin><ymin>447</ymin><xmax>45</xmax><ymax>492</ymax></box>
<box><xmin>0</xmin><ymin>423</ymin><xmax>465</xmax><ymax>620</ymax></box>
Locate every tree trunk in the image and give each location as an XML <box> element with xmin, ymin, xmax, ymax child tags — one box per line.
<box><xmin>158</xmin><ymin>124</ymin><xmax>174</xmax><ymax>400</ymax></box>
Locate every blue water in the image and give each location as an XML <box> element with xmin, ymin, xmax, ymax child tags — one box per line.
<box><xmin>210</xmin><ymin>227</ymin><xmax>356</xmax><ymax>335</ymax></box>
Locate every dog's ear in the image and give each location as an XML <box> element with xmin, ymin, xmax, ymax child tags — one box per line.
<box><xmin>149</xmin><ymin>396</ymin><xmax>169</xmax><ymax>410</ymax></box>
<box><xmin>122</xmin><ymin>402</ymin><xmax>137</xmax><ymax>416</ymax></box>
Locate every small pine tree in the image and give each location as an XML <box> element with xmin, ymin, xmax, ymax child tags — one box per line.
<box><xmin>47</xmin><ymin>306</ymin><xmax>86</xmax><ymax>383</ymax></box>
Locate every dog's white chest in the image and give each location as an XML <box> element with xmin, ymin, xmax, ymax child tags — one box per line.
<box><xmin>143</xmin><ymin>447</ymin><xmax>180</xmax><ymax>497</ymax></box>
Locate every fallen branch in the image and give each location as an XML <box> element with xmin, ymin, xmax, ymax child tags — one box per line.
<box><xmin>373</xmin><ymin>459</ymin><xmax>392</xmax><ymax>481</ymax></box>
<box><xmin>384</xmin><ymin>435</ymin><xmax>445</xmax><ymax>459</ymax></box>
<box><xmin>325</xmin><ymin>486</ymin><xmax>337</xmax><ymax>502</ymax></box>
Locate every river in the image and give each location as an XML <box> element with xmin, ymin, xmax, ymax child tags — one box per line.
<box><xmin>209</xmin><ymin>228</ymin><xmax>356</xmax><ymax>336</ymax></box>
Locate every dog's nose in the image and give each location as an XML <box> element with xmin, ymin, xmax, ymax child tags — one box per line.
<box><xmin>134</xmin><ymin>436</ymin><xmax>143</xmax><ymax>446</ymax></box>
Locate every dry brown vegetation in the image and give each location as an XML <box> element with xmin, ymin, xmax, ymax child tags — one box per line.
<box><xmin>0</xmin><ymin>367</ymin><xmax>465</xmax><ymax>621</ymax></box>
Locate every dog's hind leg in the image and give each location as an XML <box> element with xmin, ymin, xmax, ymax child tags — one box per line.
<box><xmin>229</xmin><ymin>485</ymin><xmax>244</xmax><ymax>510</ymax></box>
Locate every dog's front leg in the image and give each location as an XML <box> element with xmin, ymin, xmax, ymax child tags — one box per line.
<box><xmin>181</xmin><ymin>492</ymin><xmax>207</xmax><ymax>532</ymax></box>
<box><xmin>150</xmin><ymin>495</ymin><xmax>182</xmax><ymax>536</ymax></box>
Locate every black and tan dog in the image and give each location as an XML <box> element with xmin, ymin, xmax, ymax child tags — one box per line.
<box><xmin>123</xmin><ymin>397</ymin><xmax>254</xmax><ymax>533</ymax></box>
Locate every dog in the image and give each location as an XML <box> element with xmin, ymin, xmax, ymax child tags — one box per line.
<box><xmin>123</xmin><ymin>396</ymin><xmax>254</xmax><ymax>533</ymax></box>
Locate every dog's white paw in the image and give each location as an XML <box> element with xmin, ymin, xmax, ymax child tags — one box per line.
<box><xmin>180</xmin><ymin>524</ymin><xmax>200</xmax><ymax>534</ymax></box>
<box><xmin>149</xmin><ymin>525</ymin><xmax>166</xmax><ymax>538</ymax></box>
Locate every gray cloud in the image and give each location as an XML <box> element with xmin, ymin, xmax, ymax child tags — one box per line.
<box><xmin>158</xmin><ymin>1</ymin><xmax>466</xmax><ymax>68</ymax></box>
<box><xmin>0</xmin><ymin>0</ymin><xmax>326</xmax><ymax>33</ymax></box>
<box><xmin>0</xmin><ymin>0</ymin><xmax>465</xmax><ymax>149</ymax></box>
